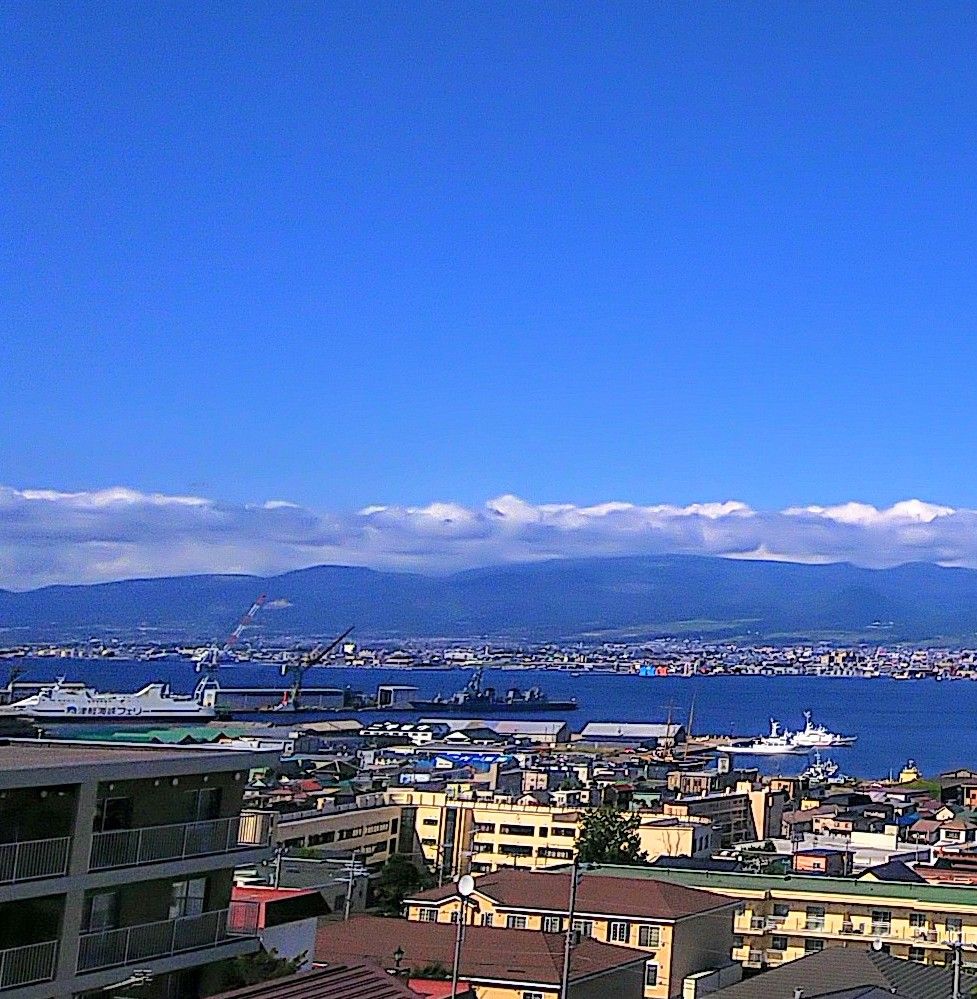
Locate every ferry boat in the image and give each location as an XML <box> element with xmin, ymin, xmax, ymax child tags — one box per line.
<box><xmin>408</xmin><ymin>667</ymin><xmax>577</xmax><ymax>713</ymax></box>
<box><xmin>716</xmin><ymin>719</ymin><xmax>809</xmax><ymax>756</ymax></box>
<box><xmin>0</xmin><ymin>676</ymin><xmax>219</xmax><ymax>722</ymax></box>
<box><xmin>792</xmin><ymin>710</ymin><xmax>857</xmax><ymax>747</ymax></box>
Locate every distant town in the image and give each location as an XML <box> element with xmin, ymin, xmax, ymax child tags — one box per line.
<box><xmin>7</xmin><ymin>636</ymin><xmax>977</xmax><ymax>680</ymax></box>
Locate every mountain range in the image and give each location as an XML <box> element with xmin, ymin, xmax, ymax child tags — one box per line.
<box><xmin>5</xmin><ymin>555</ymin><xmax>977</xmax><ymax>643</ymax></box>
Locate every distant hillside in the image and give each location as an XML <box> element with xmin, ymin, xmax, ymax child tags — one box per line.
<box><xmin>4</xmin><ymin>556</ymin><xmax>977</xmax><ymax>643</ymax></box>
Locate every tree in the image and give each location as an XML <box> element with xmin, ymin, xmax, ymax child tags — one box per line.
<box><xmin>373</xmin><ymin>854</ymin><xmax>434</xmax><ymax>915</ymax></box>
<box><xmin>576</xmin><ymin>807</ymin><xmax>648</xmax><ymax>866</ymax></box>
<box><xmin>208</xmin><ymin>948</ymin><xmax>305</xmax><ymax>993</ymax></box>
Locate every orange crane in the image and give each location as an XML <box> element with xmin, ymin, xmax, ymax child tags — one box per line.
<box><xmin>195</xmin><ymin>594</ymin><xmax>267</xmax><ymax>673</ymax></box>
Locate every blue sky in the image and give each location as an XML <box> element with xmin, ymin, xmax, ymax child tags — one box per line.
<box><xmin>3</xmin><ymin>3</ymin><xmax>977</xmax><ymax>520</ymax></box>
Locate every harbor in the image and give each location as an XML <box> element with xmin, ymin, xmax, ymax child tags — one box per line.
<box><xmin>0</xmin><ymin>657</ymin><xmax>971</xmax><ymax>777</ymax></box>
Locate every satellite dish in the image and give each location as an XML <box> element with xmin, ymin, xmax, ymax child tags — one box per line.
<box><xmin>872</xmin><ymin>939</ymin><xmax>883</xmax><ymax>951</ymax></box>
<box><xmin>458</xmin><ymin>874</ymin><xmax>476</xmax><ymax>897</ymax></box>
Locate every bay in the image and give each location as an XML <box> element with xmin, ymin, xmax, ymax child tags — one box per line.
<box><xmin>8</xmin><ymin>657</ymin><xmax>966</xmax><ymax>779</ymax></box>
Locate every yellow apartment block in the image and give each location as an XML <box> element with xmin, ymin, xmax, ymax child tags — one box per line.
<box><xmin>584</xmin><ymin>866</ymin><xmax>977</xmax><ymax>972</ymax></box>
<box><xmin>267</xmin><ymin>789</ymin><xmax>715</xmax><ymax>880</ymax></box>
<box><xmin>404</xmin><ymin>868</ymin><xmax>739</xmax><ymax>999</ymax></box>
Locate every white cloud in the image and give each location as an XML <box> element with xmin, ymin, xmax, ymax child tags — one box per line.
<box><xmin>1</xmin><ymin>485</ymin><xmax>977</xmax><ymax>590</ymax></box>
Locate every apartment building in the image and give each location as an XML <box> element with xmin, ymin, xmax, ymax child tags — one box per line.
<box><xmin>584</xmin><ymin>865</ymin><xmax>977</xmax><ymax>972</ymax></box>
<box><xmin>0</xmin><ymin>740</ymin><xmax>275</xmax><ymax>999</ymax></box>
<box><xmin>271</xmin><ymin>793</ymin><xmax>403</xmax><ymax>867</ymax></box>
<box><xmin>317</xmin><ymin>914</ymin><xmax>648</xmax><ymax>999</ymax></box>
<box><xmin>262</xmin><ymin>786</ymin><xmax>716</xmax><ymax>882</ymax></box>
<box><xmin>662</xmin><ymin>784</ymin><xmax>788</xmax><ymax>849</ymax></box>
<box><xmin>404</xmin><ymin>869</ymin><xmax>739</xmax><ymax>999</ymax></box>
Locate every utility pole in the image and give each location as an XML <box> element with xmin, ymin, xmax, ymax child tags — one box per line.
<box><xmin>559</xmin><ymin>859</ymin><xmax>580</xmax><ymax>999</ymax></box>
<box><xmin>450</xmin><ymin>875</ymin><xmax>475</xmax><ymax>999</ymax></box>
<box><xmin>951</xmin><ymin>938</ymin><xmax>963</xmax><ymax>999</ymax></box>
<box><xmin>343</xmin><ymin>851</ymin><xmax>358</xmax><ymax>921</ymax></box>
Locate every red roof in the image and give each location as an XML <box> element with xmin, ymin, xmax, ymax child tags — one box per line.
<box><xmin>406</xmin><ymin>868</ymin><xmax>734</xmax><ymax>921</ymax></box>
<box><xmin>409</xmin><ymin>981</ymin><xmax>473</xmax><ymax>999</ymax></box>
<box><xmin>316</xmin><ymin>916</ymin><xmax>645</xmax><ymax>986</ymax></box>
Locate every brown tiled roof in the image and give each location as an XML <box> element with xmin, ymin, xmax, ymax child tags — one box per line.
<box><xmin>210</xmin><ymin>964</ymin><xmax>422</xmax><ymax>999</ymax></box>
<box><xmin>710</xmin><ymin>948</ymin><xmax>977</xmax><ymax>999</ymax></box>
<box><xmin>315</xmin><ymin>916</ymin><xmax>646</xmax><ymax>986</ymax></box>
<box><xmin>405</xmin><ymin>868</ymin><xmax>734</xmax><ymax>921</ymax></box>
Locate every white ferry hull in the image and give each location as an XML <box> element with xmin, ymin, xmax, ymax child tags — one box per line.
<box><xmin>0</xmin><ymin>679</ymin><xmax>218</xmax><ymax>723</ymax></box>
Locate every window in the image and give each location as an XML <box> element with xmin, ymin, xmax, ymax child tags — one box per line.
<box><xmin>523</xmin><ymin>992</ymin><xmax>544</xmax><ymax>999</ymax></box>
<box><xmin>645</xmin><ymin>962</ymin><xmax>659</xmax><ymax>987</ymax></box>
<box><xmin>772</xmin><ymin>903</ymin><xmax>790</xmax><ymax>919</ymax></box>
<box><xmin>94</xmin><ymin>796</ymin><xmax>132</xmax><ymax>833</ymax></box>
<box><xmin>639</xmin><ymin>925</ymin><xmax>661</xmax><ymax>948</ymax></box>
<box><xmin>909</xmin><ymin>947</ymin><xmax>926</xmax><ymax>963</ymax></box>
<box><xmin>183</xmin><ymin>787</ymin><xmax>221</xmax><ymax>822</ymax></box>
<box><xmin>733</xmin><ymin>935</ymin><xmax>745</xmax><ymax>949</ymax></box>
<box><xmin>804</xmin><ymin>939</ymin><xmax>825</xmax><ymax>953</ymax></box>
<box><xmin>474</xmin><ymin>823</ymin><xmax>496</xmax><ymax>834</ymax></box>
<box><xmin>609</xmin><ymin>921</ymin><xmax>630</xmax><ymax>943</ymax></box>
<box><xmin>871</xmin><ymin>909</ymin><xmax>892</xmax><ymax>934</ymax></box>
<box><xmin>771</xmin><ymin>936</ymin><xmax>788</xmax><ymax>951</ymax></box>
<box><xmin>543</xmin><ymin>915</ymin><xmax>562</xmax><ymax>933</ymax></box>
<box><xmin>507</xmin><ymin>914</ymin><xmax>528</xmax><ymax>929</ymax></box>
<box><xmin>538</xmin><ymin>827</ymin><xmax>548</xmax><ymax>837</ymax></box>
<box><xmin>552</xmin><ymin>826</ymin><xmax>575</xmax><ymax>838</ymax></box>
<box><xmin>480</xmin><ymin>912</ymin><xmax>494</xmax><ymax>926</ymax></box>
<box><xmin>417</xmin><ymin>908</ymin><xmax>437</xmax><ymax>922</ymax></box>
<box><xmin>169</xmin><ymin>877</ymin><xmax>207</xmax><ymax>919</ymax></box>
<box><xmin>500</xmin><ymin>824</ymin><xmax>535</xmax><ymax>836</ymax></box>
<box><xmin>422</xmin><ymin>818</ymin><xmax>439</xmax><ymax>826</ymax></box>
<box><xmin>450</xmin><ymin>911</ymin><xmax>459</xmax><ymax>924</ymax></box>
<box><xmin>910</xmin><ymin>912</ymin><xmax>927</xmax><ymax>928</ymax></box>
<box><xmin>500</xmin><ymin>843</ymin><xmax>533</xmax><ymax>857</ymax></box>
<box><xmin>573</xmin><ymin>919</ymin><xmax>594</xmax><ymax>938</ymax></box>
<box><xmin>805</xmin><ymin>905</ymin><xmax>825</xmax><ymax>930</ymax></box>
<box><xmin>83</xmin><ymin>891</ymin><xmax>118</xmax><ymax>932</ymax></box>
<box><xmin>947</xmin><ymin>916</ymin><xmax>963</xmax><ymax>934</ymax></box>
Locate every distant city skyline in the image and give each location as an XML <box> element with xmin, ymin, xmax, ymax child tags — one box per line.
<box><xmin>3</xmin><ymin>484</ymin><xmax>977</xmax><ymax>589</ymax></box>
<box><xmin>4</xmin><ymin>6</ymin><xmax>977</xmax><ymax>584</ymax></box>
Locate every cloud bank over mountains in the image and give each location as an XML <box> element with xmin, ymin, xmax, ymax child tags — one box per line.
<box><xmin>0</xmin><ymin>485</ymin><xmax>974</xmax><ymax>590</ymax></box>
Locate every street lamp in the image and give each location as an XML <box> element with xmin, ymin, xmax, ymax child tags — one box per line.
<box><xmin>450</xmin><ymin>874</ymin><xmax>476</xmax><ymax>998</ymax></box>
<box><xmin>393</xmin><ymin>946</ymin><xmax>405</xmax><ymax>972</ymax></box>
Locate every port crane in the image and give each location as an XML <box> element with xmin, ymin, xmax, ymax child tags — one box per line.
<box><xmin>278</xmin><ymin>625</ymin><xmax>354</xmax><ymax>711</ymax></box>
<box><xmin>195</xmin><ymin>594</ymin><xmax>267</xmax><ymax>673</ymax></box>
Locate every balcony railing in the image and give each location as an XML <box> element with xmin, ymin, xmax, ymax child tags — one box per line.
<box><xmin>0</xmin><ymin>940</ymin><xmax>58</xmax><ymax>991</ymax></box>
<box><xmin>90</xmin><ymin>816</ymin><xmax>270</xmax><ymax>871</ymax></box>
<box><xmin>77</xmin><ymin>909</ymin><xmax>235</xmax><ymax>973</ymax></box>
<box><xmin>0</xmin><ymin>837</ymin><xmax>71</xmax><ymax>884</ymax></box>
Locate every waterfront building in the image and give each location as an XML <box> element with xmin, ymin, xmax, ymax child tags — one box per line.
<box><xmin>0</xmin><ymin>739</ymin><xmax>275</xmax><ymax>998</ymax></box>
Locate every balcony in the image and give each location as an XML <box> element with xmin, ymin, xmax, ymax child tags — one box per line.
<box><xmin>0</xmin><ymin>837</ymin><xmax>71</xmax><ymax>885</ymax></box>
<box><xmin>77</xmin><ymin>909</ymin><xmax>235</xmax><ymax>973</ymax></box>
<box><xmin>90</xmin><ymin>816</ymin><xmax>270</xmax><ymax>871</ymax></box>
<box><xmin>0</xmin><ymin>940</ymin><xmax>58</xmax><ymax>991</ymax></box>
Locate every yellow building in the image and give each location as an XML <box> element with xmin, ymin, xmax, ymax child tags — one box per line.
<box><xmin>265</xmin><ymin>788</ymin><xmax>716</xmax><ymax>881</ymax></box>
<box><xmin>581</xmin><ymin>865</ymin><xmax>977</xmax><ymax>971</ymax></box>
<box><xmin>317</xmin><ymin>913</ymin><xmax>649</xmax><ymax>998</ymax></box>
<box><xmin>269</xmin><ymin>794</ymin><xmax>404</xmax><ymax>867</ymax></box>
<box><xmin>405</xmin><ymin>868</ymin><xmax>739</xmax><ymax>999</ymax></box>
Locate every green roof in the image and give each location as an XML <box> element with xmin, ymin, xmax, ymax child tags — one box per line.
<box><xmin>588</xmin><ymin>864</ymin><xmax>977</xmax><ymax>909</ymax></box>
<box><xmin>53</xmin><ymin>724</ymin><xmax>251</xmax><ymax>744</ymax></box>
